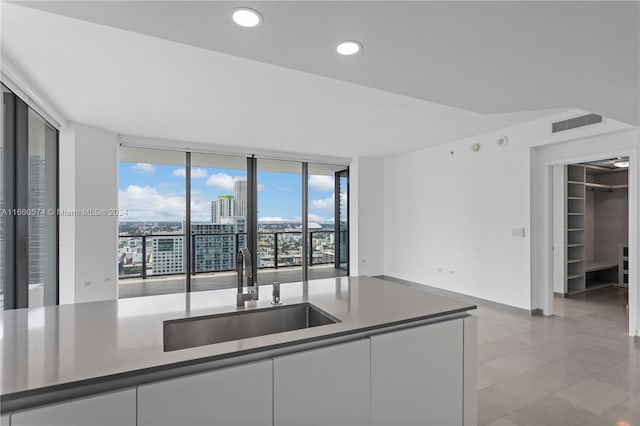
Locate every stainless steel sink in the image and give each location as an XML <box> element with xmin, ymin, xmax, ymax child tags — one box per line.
<box><xmin>163</xmin><ymin>303</ymin><xmax>339</xmax><ymax>352</ymax></box>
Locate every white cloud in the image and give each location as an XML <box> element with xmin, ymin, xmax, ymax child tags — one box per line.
<box><xmin>131</xmin><ymin>163</ymin><xmax>155</xmax><ymax>174</ymax></box>
<box><xmin>258</xmin><ymin>183</ymin><xmax>267</xmax><ymax>191</ymax></box>
<box><xmin>308</xmin><ymin>213</ymin><xmax>329</xmax><ymax>222</ymax></box>
<box><xmin>310</xmin><ymin>194</ymin><xmax>334</xmax><ymax>211</ymax></box>
<box><xmin>172</xmin><ymin>167</ymin><xmax>208</xmax><ymax>178</ymax></box>
<box><xmin>206</xmin><ymin>173</ymin><xmax>235</xmax><ymax>191</ymax></box>
<box><xmin>119</xmin><ymin>184</ymin><xmax>185</xmax><ymax>221</ymax></box>
<box><xmin>258</xmin><ymin>216</ymin><xmax>287</xmax><ymax>222</ymax></box>
<box><xmin>276</xmin><ymin>186</ymin><xmax>290</xmax><ymax>192</ymax></box>
<box><xmin>190</xmin><ymin>189</ymin><xmax>215</xmax><ymax>222</ymax></box>
<box><xmin>309</xmin><ymin>175</ymin><xmax>334</xmax><ymax>192</ymax></box>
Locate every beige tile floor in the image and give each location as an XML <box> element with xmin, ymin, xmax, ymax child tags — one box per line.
<box><xmin>476</xmin><ymin>287</ymin><xmax>640</xmax><ymax>426</ymax></box>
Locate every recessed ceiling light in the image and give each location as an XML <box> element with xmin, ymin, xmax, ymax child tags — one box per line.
<box><xmin>613</xmin><ymin>159</ymin><xmax>629</xmax><ymax>168</ymax></box>
<box><xmin>232</xmin><ymin>8</ymin><xmax>262</xmax><ymax>28</ymax></box>
<box><xmin>336</xmin><ymin>41</ymin><xmax>362</xmax><ymax>56</ymax></box>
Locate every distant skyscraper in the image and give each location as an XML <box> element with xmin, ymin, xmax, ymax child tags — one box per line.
<box><xmin>234</xmin><ymin>177</ymin><xmax>247</xmax><ymax>217</ymax></box>
<box><xmin>29</xmin><ymin>154</ymin><xmax>45</xmax><ymax>286</ymax></box>
<box><xmin>192</xmin><ymin>218</ymin><xmax>246</xmax><ymax>272</ymax></box>
<box><xmin>151</xmin><ymin>236</ymin><xmax>184</xmax><ymax>275</ymax></box>
<box><xmin>210</xmin><ymin>200</ymin><xmax>218</xmax><ymax>223</ymax></box>
<box><xmin>211</xmin><ymin>195</ymin><xmax>235</xmax><ymax>224</ymax></box>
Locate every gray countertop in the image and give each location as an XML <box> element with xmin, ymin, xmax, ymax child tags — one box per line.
<box><xmin>0</xmin><ymin>276</ymin><xmax>475</xmax><ymax>404</ymax></box>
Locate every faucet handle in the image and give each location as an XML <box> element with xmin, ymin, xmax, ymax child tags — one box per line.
<box><xmin>271</xmin><ymin>282</ymin><xmax>281</xmax><ymax>305</ymax></box>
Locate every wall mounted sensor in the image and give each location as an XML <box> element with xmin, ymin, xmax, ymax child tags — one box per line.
<box><xmin>471</xmin><ymin>143</ymin><xmax>480</xmax><ymax>152</ymax></box>
<box><xmin>497</xmin><ymin>136</ymin><xmax>508</xmax><ymax>147</ymax></box>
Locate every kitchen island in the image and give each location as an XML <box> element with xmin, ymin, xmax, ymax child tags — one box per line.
<box><xmin>1</xmin><ymin>276</ymin><xmax>477</xmax><ymax>426</ymax></box>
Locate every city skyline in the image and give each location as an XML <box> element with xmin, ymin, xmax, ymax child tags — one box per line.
<box><xmin>119</xmin><ymin>162</ymin><xmax>344</xmax><ymax>223</ymax></box>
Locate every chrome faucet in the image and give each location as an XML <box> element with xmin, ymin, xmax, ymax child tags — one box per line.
<box><xmin>236</xmin><ymin>248</ymin><xmax>258</xmax><ymax>308</ymax></box>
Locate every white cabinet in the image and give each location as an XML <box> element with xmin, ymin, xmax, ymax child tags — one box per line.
<box><xmin>1</xmin><ymin>414</ymin><xmax>10</xmax><ymax>426</ymax></box>
<box><xmin>10</xmin><ymin>388</ymin><xmax>135</xmax><ymax>426</ymax></box>
<box><xmin>274</xmin><ymin>339</ymin><xmax>370</xmax><ymax>426</ymax></box>
<box><xmin>137</xmin><ymin>360</ymin><xmax>272</xmax><ymax>426</ymax></box>
<box><xmin>371</xmin><ymin>318</ymin><xmax>464</xmax><ymax>426</ymax></box>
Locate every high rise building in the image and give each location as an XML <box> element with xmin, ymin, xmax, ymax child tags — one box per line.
<box><xmin>211</xmin><ymin>195</ymin><xmax>235</xmax><ymax>224</ymax></box>
<box><xmin>192</xmin><ymin>218</ymin><xmax>246</xmax><ymax>272</ymax></box>
<box><xmin>28</xmin><ymin>154</ymin><xmax>45</xmax><ymax>286</ymax></box>
<box><xmin>234</xmin><ymin>177</ymin><xmax>247</xmax><ymax>217</ymax></box>
<box><xmin>150</xmin><ymin>236</ymin><xmax>184</xmax><ymax>275</ymax></box>
<box><xmin>210</xmin><ymin>200</ymin><xmax>218</xmax><ymax>223</ymax></box>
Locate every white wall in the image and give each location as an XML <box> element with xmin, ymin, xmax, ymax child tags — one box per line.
<box><xmin>384</xmin><ymin>109</ymin><xmax>636</xmax><ymax>311</ymax></box>
<box><xmin>349</xmin><ymin>157</ymin><xmax>384</xmax><ymax>277</ymax></box>
<box><xmin>59</xmin><ymin>123</ymin><xmax>119</xmax><ymax>304</ymax></box>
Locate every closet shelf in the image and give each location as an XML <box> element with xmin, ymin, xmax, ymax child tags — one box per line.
<box><xmin>567</xmin><ymin>244</ymin><xmax>584</xmax><ymax>248</ymax></box>
<box><xmin>585</xmin><ymin>261</ymin><xmax>617</xmax><ymax>273</ymax></box>
<box><xmin>567</xmin><ymin>197</ymin><xmax>585</xmax><ymax>200</ymax></box>
<box><xmin>567</xmin><ymin>228</ymin><xmax>584</xmax><ymax>232</ymax></box>
<box><xmin>567</xmin><ymin>213</ymin><xmax>584</xmax><ymax>216</ymax></box>
<box><xmin>568</xmin><ymin>274</ymin><xmax>583</xmax><ymax>280</ymax></box>
<box><xmin>585</xmin><ymin>182</ymin><xmax>628</xmax><ymax>191</ymax></box>
<box><xmin>568</xmin><ymin>180</ymin><xmax>585</xmax><ymax>185</ymax></box>
<box><xmin>567</xmin><ymin>258</ymin><xmax>584</xmax><ymax>264</ymax></box>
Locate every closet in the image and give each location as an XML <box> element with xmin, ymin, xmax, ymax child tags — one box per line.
<box><xmin>564</xmin><ymin>159</ymin><xmax>629</xmax><ymax>295</ymax></box>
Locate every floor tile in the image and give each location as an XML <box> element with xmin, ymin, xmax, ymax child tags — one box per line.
<box><xmin>533</xmin><ymin>353</ymin><xmax>609</xmax><ymax>384</ymax></box>
<box><xmin>502</xmin><ymin>395</ymin><xmax>602</xmax><ymax>426</ymax></box>
<box><xmin>485</xmin><ymin>417</ymin><xmax>520</xmax><ymax>426</ymax></box>
<box><xmin>594</xmin><ymin>355</ymin><xmax>640</xmax><ymax>394</ymax></box>
<box><xmin>483</xmin><ymin>352</ymin><xmax>549</xmax><ymax>377</ymax></box>
<box><xmin>554</xmin><ymin>377</ymin><xmax>633</xmax><ymax>415</ymax></box>
<box><xmin>597</xmin><ymin>405</ymin><xmax>640</xmax><ymax>426</ymax></box>
<box><xmin>478</xmin><ymin>387</ymin><xmax>527</xmax><ymax>426</ymax></box>
<box><xmin>478</xmin><ymin>364</ymin><xmax>511</xmax><ymax>390</ymax></box>
<box><xmin>622</xmin><ymin>393</ymin><xmax>640</xmax><ymax>413</ymax></box>
<box><xmin>491</xmin><ymin>372</ymin><xmax>569</xmax><ymax>404</ymax></box>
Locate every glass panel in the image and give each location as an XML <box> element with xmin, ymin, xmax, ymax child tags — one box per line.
<box><xmin>338</xmin><ymin>170</ymin><xmax>349</xmax><ymax>271</ymax></box>
<box><xmin>117</xmin><ymin>147</ymin><xmax>186</xmax><ymax>299</ymax></box>
<box><xmin>190</xmin><ymin>153</ymin><xmax>247</xmax><ymax>292</ymax></box>
<box><xmin>308</xmin><ymin>163</ymin><xmax>349</xmax><ymax>280</ymax></box>
<box><xmin>257</xmin><ymin>159</ymin><xmax>302</xmax><ymax>284</ymax></box>
<box><xmin>27</xmin><ymin>110</ymin><xmax>57</xmax><ymax>307</ymax></box>
<box><xmin>0</xmin><ymin>86</ymin><xmax>8</xmax><ymax>309</ymax></box>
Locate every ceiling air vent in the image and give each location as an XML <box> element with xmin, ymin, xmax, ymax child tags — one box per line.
<box><xmin>552</xmin><ymin>113</ymin><xmax>603</xmax><ymax>133</ymax></box>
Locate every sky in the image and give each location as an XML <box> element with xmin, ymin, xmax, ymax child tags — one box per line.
<box><xmin>118</xmin><ymin>162</ymin><xmax>346</xmax><ymax>223</ymax></box>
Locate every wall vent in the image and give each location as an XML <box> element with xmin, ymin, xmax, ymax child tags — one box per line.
<box><xmin>552</xmin><ymin>113</ymin><xmax>603</xmax><ymax>133</ymax></box>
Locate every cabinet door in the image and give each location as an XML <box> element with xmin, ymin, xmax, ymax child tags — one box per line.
<box><xmin>371</xmin><ymin>318</ymin><xmax>463</xmax><ymax>426</ymax></box>
<box><xmin>10</xmin><ymin>389</ymin><xmax>135</xmax><ymax>426</ymax></box>
<box><xmin>138</xmin><ymin>360</ymin><xmax>272</xmax><ymax>426</ymax></box>
<box><xmin>1</xmin><ymin>414</ymin><xmax>9</xmax><ymax>426</ymax></box>
<box><xmin>274</xmin><ymin>339</ymin><xmax>370</xmax><ymax>426</ymax></box>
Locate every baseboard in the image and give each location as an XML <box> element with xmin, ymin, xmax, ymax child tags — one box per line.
<box><xmin>373</xmin><ymin>275</ymin><xmax>538</xmax><ymax>317</ymax></box>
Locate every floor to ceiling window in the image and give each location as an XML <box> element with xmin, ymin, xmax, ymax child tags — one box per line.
<box><xmin>117</xmin><ymin>147</ymin><xmax>187</xmax><ymax>298</ymax></box>
<box><xmin>1</xmin><ymin>84</ymin><xmax>59</xmax><ymax>310</ymax></box>
<box><xmin>256</xmin><ymin>159</ymin><xmax>303</xmax><ymax>285</ymax></box>
<box><xmin>190</xmin><ymin>153</ymin><xmax>248</xmax><ymax>292</ymax></box>
<box><xmin>308</xmin><ymin>163</ymin><xmax>349</xmax><ymax>280</ymax></box>
<box><xmin>117</xmin><ymin>146</ymin><xmax>349</xmax><ymax>299</ymax></box>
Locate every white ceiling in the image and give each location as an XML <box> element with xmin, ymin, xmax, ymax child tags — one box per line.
<box><xmin>3</xmin><ymin>2</ymin><xmax>632</xmax><ymax>158</ymax></box>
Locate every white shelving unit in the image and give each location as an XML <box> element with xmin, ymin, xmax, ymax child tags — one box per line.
<box><xmin>565</xmin><ymin>163</ymin><xmax>627</xmax><ymax>296</ymax></box>
<box><xmin>566</xmin><ymin>165</ymin><xmax>586</xmax><ymax>295</ymax></box>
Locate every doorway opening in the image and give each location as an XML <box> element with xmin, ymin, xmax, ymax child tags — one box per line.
<box><xmin>554</xmin><ymin>157</ymin><xmax>630</xmax><ymax>322</ymax></box>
